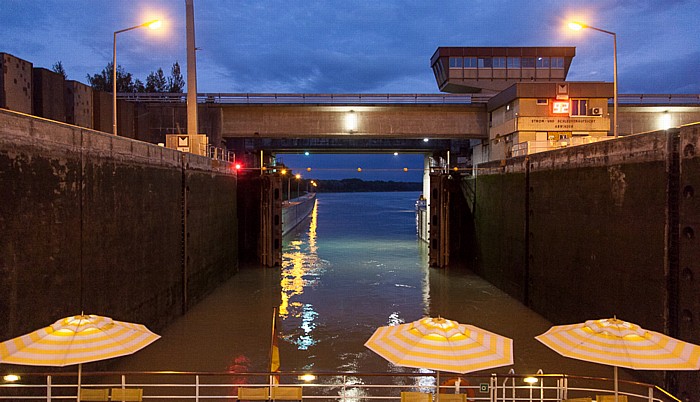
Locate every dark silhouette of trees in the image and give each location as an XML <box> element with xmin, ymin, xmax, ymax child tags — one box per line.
<box><xmin>86</xmin><ymin>62</ymin><xmax>139</xmax><ymax>93</ymax></box>
<box><xmin>87</xmin><ymin>61</ymin><xmax>185</xmax><ymax>93</ymax></box>
<box><xmin>145</xmin><ymin>68</ymin><xmax>167</xmax><ymax>92</ymax></box>
<box><xmin>51</xmin><ymin>61</ymin><xmax>67</xmax><ymax>79</ymax></box>
<box><xmin>168</xmin><ymin>62</ymin><xmax>185</xmax><ymax>93</ymax></box>
<box><xmin>313</xmin><ymin>179</ymin><xmax>421</xmax><ymax>192</ymax></box>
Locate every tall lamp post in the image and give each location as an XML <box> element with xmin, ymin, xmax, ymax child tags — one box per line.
<box><xmin>113</xmin><ymin>19</ymin><xmax>161</xmax><ymax>135</ymax></box>
<box><xmin>568</xmin><ymin>22</ymin><xmax>618</xmax><ymax>138</ymax></box>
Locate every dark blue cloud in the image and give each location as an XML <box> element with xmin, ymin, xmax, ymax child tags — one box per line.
<box><xmin>2</xmin><ymin>0</ymin><xmax>698</xmax><ymax>94</ymax></box>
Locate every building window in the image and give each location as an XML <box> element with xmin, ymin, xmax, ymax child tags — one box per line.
<box><xmin>522</xmin><ymin>57</ymin><xmax>536</xmax><ymax>68</ymax></box>
<box><xmin>507</xmin><ymin>57</ymin><xmax>520</xmax><ymax>68</ymax></box>
<box><xmin>536</xmin><ymin>99</ymin><xmax>548</xmax><ymax>105</ymax></box>
<box><xmin>464</xmin><ymin>57</ymin><xmax>478</xmax><ymax>68</ymax></box>
<box><xmin>449</xmin><ymin>57</ymin><xmax>463</xmax><ymax>68</ymax></box>
<box><xmin>478</xmin><ymin>57</ymin><xmax>493</xmax><ymax>68</ymax></box>
<box><xmin>492</xmin><ymin>57</ymin><xmax>506</xmax><ymax>68</ymax></box>
<box><xmin>571</xmin><ymin>99</ymin><xmax>588</xmax><ymax>116</ymax></box>
<box><xmin>551</xmin><ymin>57</ymin><xmax>564</xmax><ymax>68</ymax></box>
<box><xmin>536</xmin><ymin>57</ymin><xmax>549</xmax><ymax>68</ymax></box>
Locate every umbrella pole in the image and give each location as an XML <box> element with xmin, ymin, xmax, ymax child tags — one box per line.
<box><xmin>436</xmin><ymin>371</ymin><xmax>440</xmax><ymax>395</ymax></box>
<box><xmin>613</xmin><ymin>366</ymin><xmax>618</xmax><ymax>402</ymax></box>
<box><xmin>77</xmin><ymin>363</ymin><xmax>82</xmax><ymax>402</ymax></box>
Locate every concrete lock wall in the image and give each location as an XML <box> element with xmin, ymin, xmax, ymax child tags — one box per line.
<box><xmin>466</xmin><ymin>125</ymin><xmax>700</xmax><ymax>397</ymax></box>
<box><xmin>0</xmin><ymin>108</ymin><xmax>238</xmax><ymax>343</ymax></box>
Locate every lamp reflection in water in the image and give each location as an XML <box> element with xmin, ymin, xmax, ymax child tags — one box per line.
<box><xmin>279</xmin><ymin>200</ymin><xmax>322</xmax><ymax>350</ymax></box>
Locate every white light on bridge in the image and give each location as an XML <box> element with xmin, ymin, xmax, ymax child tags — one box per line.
<box><xmin>345</xmin><ymin>110</ymin><xmax>358</xmax><ymax>132</ymax></box>
<box><xmin>659</xmin><ymin>111</ymin><xmax>672</xmax><ymax>130</ymax></box>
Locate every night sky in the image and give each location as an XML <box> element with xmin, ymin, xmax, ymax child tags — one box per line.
<box><xmin>2</xmin><ymin>1</ymin><xmax>698</xmax><ymax>180</ymax></box>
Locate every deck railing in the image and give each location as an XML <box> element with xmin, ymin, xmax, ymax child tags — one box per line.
<box><xmin>0</xmin><ymin>371</ymin><xmax>680</xmax><ymax>402</ymax></box>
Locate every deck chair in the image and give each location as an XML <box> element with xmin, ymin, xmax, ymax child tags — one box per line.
<box><xmin>401</xmin><ymin>392</ymin><xmax>432</xmax><ymax>402</ymax></box>
<box><xmin>79</xmin><ymin>388</ymin><xmax>110</xmax><ymax>401</ymax></box>
<box><xmin>563</xmin><ymin>398</ymin><xmax>592</xmax><ymax>402</ymax></box>
<box><xmin>238</xmin><ymin>387</ymin><xmax>270</xmax><ymax>401</ymax></box>
<box><xmin>437</xmin><ymin>394</ymin><xmax>467</xmax><ymax>402</ymax></box>
<box><xmin>596</xmin><ymin>396</ymin><xmax>627</xmax><ymax>402</ymax></box>
<box><xmin>110</xmin><ymin>388</ymin><xmax>143</xmax><ymax>402</ymax></box>
<box><xmin>271</xmin><ymin>386</ymin><xmax>303</xmax><ymax>401</ymax></box>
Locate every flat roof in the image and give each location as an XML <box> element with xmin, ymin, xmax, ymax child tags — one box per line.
<box><xmin>430</xmin><ymin>46</ymin><xmax>576</xmax><ymax>65</ymax></box>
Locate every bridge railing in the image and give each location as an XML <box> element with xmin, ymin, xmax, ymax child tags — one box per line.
<box><xmin>616</xmin><ymin>94</ymin><xmax>700</xmax><ymax>105</ymax></box>
<box><xmin>0</xmin><ymin>371</ymin><xmax>679</xmax><ymax>402</ymax></box>
<box><xmin>117</xmin><ymin>93</ymin><xmax>700</xmax><ymax>106</ymax></box>
<box><xmin>117</xmin><ymin>93</ymin><xmax>490</xmax><ymax>104</ymax></box>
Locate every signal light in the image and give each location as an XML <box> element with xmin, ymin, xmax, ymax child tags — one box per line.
<box><xmin>235</xmin><ymin>163</ymin><xmax>242</xmax><ymax>170</ymax></box>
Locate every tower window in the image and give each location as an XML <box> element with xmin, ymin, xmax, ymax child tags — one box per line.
<box><xmin>571</xmin><ymin>99</ymin><xmax>588</xmax><ymax>116</ymax></box>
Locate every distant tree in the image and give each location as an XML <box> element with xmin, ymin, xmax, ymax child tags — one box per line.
<box><xmin>86</xmin><ymin>62</ymin><xmax>137</xmax><ymax>92</ymax></box>
<box><xmin>167</xmin><ymin>61</ymin><xmax>185</xmax><ymax>93</ymax></box>
<box><xmin>134</xmin><ymin>78</ymin><xmax>146</xmax><ymax>93</ymax></box>
<box><xmin>51</xmin><ymin>61</ymin><xmax>67</xmax><ymax>80</ymax></box>
<box><xmin>145</xmin><ymin>68</ymin><xmax>167</xmax><ymax>92</ymax></box>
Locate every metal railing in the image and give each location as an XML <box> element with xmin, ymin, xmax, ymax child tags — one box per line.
<box><xmin>0</xmin><ymin>371</ymin><xmax>679</xmax><ymax>402</ymax></box>
<box><xmin>117</xmin><ymin>93</ymin><xmax>700</xmax><ymax>106</ymax></box>
<box><xmin>511</xmin><ymin>137</ymin><xmax>615</xmax><ymax>157</ymax></box>
<box><xmin>117</xmin><ymin>93</ymin><xmax>490</xmax><ymax>105</ymax></box>
<box><xmin>206</xmin><ymin>145</ymin><xmax>235</xmax><ymax>162</ymax></box>
<box><xmin>617</xmin><ymin>94</ymin><xmax>700</xmax><ymax>105</ymax></box>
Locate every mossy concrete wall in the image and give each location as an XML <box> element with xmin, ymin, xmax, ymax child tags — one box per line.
<box><xmin>0</xmin><ymin>109</ymin><xmax>238</xmax><ymax>343</ymax></box>
<box><xmin>466</xmin><ymin>125</ymin><xmax>700</xmax><ymax>399</ymax></box>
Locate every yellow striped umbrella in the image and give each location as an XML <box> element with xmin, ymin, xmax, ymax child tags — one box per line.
<box><xmin>365</xmin><ymin>316</ymin><xmax>513</xmax><ymax>374</ymax></box>
<box><xmin>536</xmin><ymin>317</ymin><xmax>700</xmax><ymax>400</ymax></box>
<box><xmin>0</xmin><ymin>314</ymin><xmax>160</xmax><ymax>399</ymax></box>
<box><xmin>0</xmin><ymin>314</ymin><xmax>160</xmax><ymax>366</ymax></box>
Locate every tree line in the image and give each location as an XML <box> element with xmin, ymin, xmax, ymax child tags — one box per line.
<box><xmin>312</xmin><ymin>178</ymin><xmax>422</xmax><ymax>193</ymax></box>
<box><xmin>51</xmin><ymin>61</ymin><xmax>185</xmax><ymax>93</ymax></box>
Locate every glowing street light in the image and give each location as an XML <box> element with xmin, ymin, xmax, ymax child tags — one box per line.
<box><xmin>568</xmin><ymin>21</ymin><xmax>618</xmax><ymax>138</ymax></box>
<box><xmin>113</xmin><ymin>19</ymin><xmax>161</xmax><ymax>135</ymax></box>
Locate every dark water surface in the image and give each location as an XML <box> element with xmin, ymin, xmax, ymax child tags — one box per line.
<box><xmin>113</xmin><ymin>191</ymin><xmax>630</xmax><ymax>382</ymax></box>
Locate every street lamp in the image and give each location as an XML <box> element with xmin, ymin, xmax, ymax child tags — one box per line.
<box><xmin>113</xmin><ymin>19</ymin><xmax>161</xmax><ymax>135</ymax></box>
<box><xmin>568</xmin><ymin>21</ymin><xmax>618</xmax><ymax>138</ymax></box>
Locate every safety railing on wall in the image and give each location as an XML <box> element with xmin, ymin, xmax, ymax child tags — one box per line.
<box><xmin>511</xmin><ymin>136</ymin><xmax>615</xmax><ymax>158</ymax></box>
<box><xmin>0</xmin><ymin>371</ymin><xmax>679</xmax><ymax>402</ymax></box>
<box><xmin>206</xmin><ymin>145</ymin><xmax>235</xmax><ymax>162</ymax></box>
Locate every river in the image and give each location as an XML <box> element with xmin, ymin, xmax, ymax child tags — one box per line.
<box><xmin>113</xmin><ymin>191</ymin><xmax>628</xmax><ymax>382</ymax></box>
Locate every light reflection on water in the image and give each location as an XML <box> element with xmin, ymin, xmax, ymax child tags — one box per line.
<box><xmin>280</xmin><ymin>199</ymin><xmax>322</xmax><ymax>350</ymax></box>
